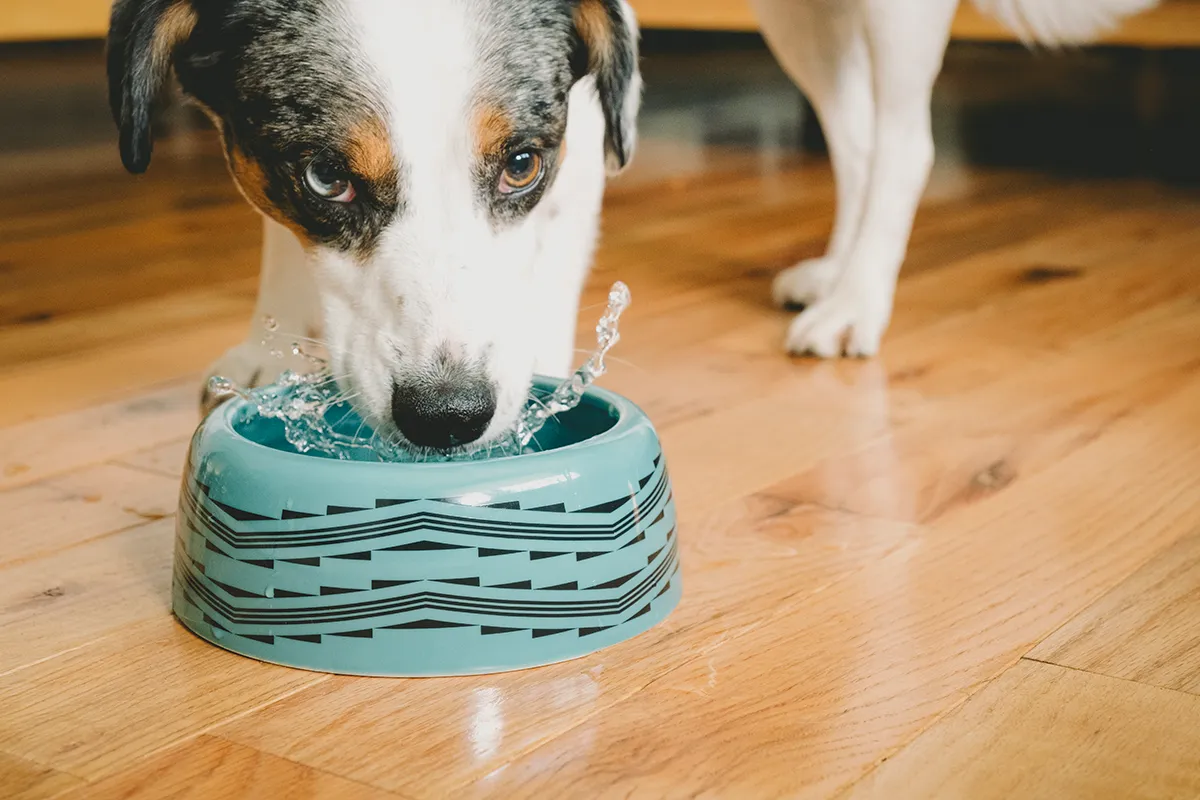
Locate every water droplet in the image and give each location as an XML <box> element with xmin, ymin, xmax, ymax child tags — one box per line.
<box><xmin>265</xmin><ymin>586</ymin><xmax>275</xmax><ymax>598</ymax></box>
<box><xmin>263</xmin><ymin>315</ymin><xmax>279</xmax><ymax>332</ymax></box>
<box><xmin>211</xmin><ymin>627</ymin><xmax>226</xmax><ymax>640</ymax></box>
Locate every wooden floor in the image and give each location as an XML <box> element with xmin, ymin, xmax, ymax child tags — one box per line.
<box><xmin>3</xmin><ymin>41</ymin><xmax>1200</xmax><ymax>799</ymax></box>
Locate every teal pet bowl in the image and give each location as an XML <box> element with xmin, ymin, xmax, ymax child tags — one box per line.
<box><xmin>172</xmin><ymin>380</ymin><xmax>680</xmax><ymax>676</ymax></box>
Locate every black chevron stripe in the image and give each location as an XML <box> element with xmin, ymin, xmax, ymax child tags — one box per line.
<box><xmin>185</xmin><ymin>467</ymin><xmax>668</xmax><ymax>541</ymax></box>
<box><xmin>182</xmin><ymin>467</ymin><xmax>670</xmax><ymax>549</ymax></box>
<box><xmin>178</xmin><ymin>574</ymin><xmax>680</xmax><ymax>646</ymax></box>
<box><xmin>179</xmin><ymin>479</ymin><xmax>671</xmax><ymax>561</ymax></box>
<box><xmin>178</xmin><ymin>541</ymin><xmax>680</xmax><ymax>627</ymax></box>
<box><xmin>182</xmin><ymin>472</ymin><xmax>669</xmax><ymax>549</ymax></box>
<box><xmin>183</xmin><ymin>544</ymin><xmax>681</xmax><ymax>623</ymax></box>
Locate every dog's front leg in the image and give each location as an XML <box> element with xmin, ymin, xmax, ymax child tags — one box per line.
<box><xmin>754</xmin><ymin>0</ymin><xmax>875</xmax><ymax>311</ymax></box>
<box><xmin>783</xmin><ymin>0</ymin><xmax>958</xmax><ymax>358</ymax></box>
<box><xmin>201</xmin><ymin>218</ymin><xmax>322</xmax><ymax>410</ymax></box>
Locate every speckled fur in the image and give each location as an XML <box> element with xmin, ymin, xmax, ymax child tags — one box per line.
<box><xmin>107</xmin><ymin>0</ymin><xmax>642</xmax><ymax>447</ymax></box>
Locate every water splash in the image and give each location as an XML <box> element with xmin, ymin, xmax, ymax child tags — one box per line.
<box><xmin>207</xmin><ymin>281</ymin><xmax>632</xmax><ymax>463</ymax></box>
<box><xmin>513</xmin><ymin>280</ymin><xmax>630</xmax><ymax>447</ymax></box>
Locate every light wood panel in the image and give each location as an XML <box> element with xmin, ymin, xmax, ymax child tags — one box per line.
<box><xmin>1030</xmin><ymin>531</ymin><xmax>1200</xmax><ymax>696</ymax></box>
<box><xmin>0</xmin><ymin>463</ymin><xmax>176</xmax><ymax>568</ymax></box>
<box><xmin>57</xmin><ymin>736</ymin><xmax>410</xmax><ymax>800</ymax></box>
<box><xmin>0</xmin><ymin>752</ymin><xmax>84</xmax><ymax>800</ymax></box>
<box><xmin>847</xmin><ymin>660</ymin><xmax>1200</xmax><ymax>799</ymax></box>
<box><xmin>0</xmin><ymin>618</ymin><xmax>326</xmax><ymax>781</ymax></box>
<box><xmin>1</xmin><ymin>0</ymin><xmax>112</xmax><ymax>42</ymax></box>
<box><xmin>115</xmin><ymin>438</ymin><xmax>192</xmax><ymax>480</ymax></box>
<box><xmin>0</xmin><ymin>381</ymin><xmax>198</xmax><ymax>491</ymax></box>
<box><xmin>0</xmin><ymin>517</ymin><xmax>173</xmax><ymax>676</ymax></box>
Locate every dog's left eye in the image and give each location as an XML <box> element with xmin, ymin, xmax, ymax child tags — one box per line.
<box><xmin>303</xmin><ymin>157</ymin><xmax>356</xmax><ymax>203</ymax></box>
<box><xmin>499</xmin><ymin>149</ymin><xmax>544</xmax><ymax>195</ymax></box>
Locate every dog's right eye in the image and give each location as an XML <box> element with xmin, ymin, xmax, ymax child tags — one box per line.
<box><xmin>303</xmin><ymin>157</ymin><xmax>356</xmax><ymax>203</ymax></box>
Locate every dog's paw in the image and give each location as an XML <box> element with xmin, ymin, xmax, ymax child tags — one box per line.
<box><xmin>200</xmin><ymin>342</ymin><xmax>285</xmax><ymax>412</ymax></box>
<box><xmin>785</xmin><ymin>286</ymin><xmax>891</xmax><ymax>358</ymax></box>
<box><xmin>772</xmin><ymin>257</ymin><xmax>842</xmax><ymax>309</ymax></box>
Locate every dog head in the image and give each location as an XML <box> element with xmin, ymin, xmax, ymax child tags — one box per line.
<box><xmin>107</xmin><ymin>0</ymin><xmax>640</xmax><ymax>450</ymax></box>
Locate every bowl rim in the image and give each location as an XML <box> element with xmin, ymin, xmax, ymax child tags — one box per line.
<box><xmin>199</xmin><ymin>377</ymin><xmax>653</xmax><ymax>474</ymax></box>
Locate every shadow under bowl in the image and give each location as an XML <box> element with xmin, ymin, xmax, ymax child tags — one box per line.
<box><xmin>172</xmin><ymin>379</ymin><xmax>681</xmax><ymax>676</ymax></box>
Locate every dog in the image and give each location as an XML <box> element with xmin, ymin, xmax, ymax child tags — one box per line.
<box><xmin>750</xmin><ymin>0</ymin><xmax>1157</xmax><ymax>357</ymax></box>
<box><xmin>108</xmin><ymin>0</ymin><xmax>639</xmax><ymax>451</ymax></box>
<box><xmin>107</xmin><ymin>0</ymin><xmax>1154</xmax><ymax>450</ymax></box>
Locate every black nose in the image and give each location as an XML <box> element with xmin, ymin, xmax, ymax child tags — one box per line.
<box><xmin>391</xmin><ymin>372</ymin><xmax>497</xmax><ymax>449</ymax></box>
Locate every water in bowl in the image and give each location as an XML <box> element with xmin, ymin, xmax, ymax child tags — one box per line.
<box><xmin>209</xmin><ymin>282</ymin><xmax>631</xmax><ymax>463</ymax></box>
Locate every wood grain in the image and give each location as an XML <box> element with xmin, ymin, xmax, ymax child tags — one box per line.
<box><xmin>56</xmin><ymin>736</ymin><xmax>409</xmax><ymax>800</ymax></box>
<box><xmin>114</xmin><ymin>439</ymin><xmax>192</xmax><ymax>481</ymax></box>
<box><xmin>0</xmin><ymin>518</ymin><xmax>174</xmax><ymax>676</ymax></box>
<box><xmin>0</xmin><ymin>752</ymin><xmax>84</xmax><ymax>800</ymax></box>
<box><xmin>0</xmin><ymin>463</ymin><xmax>177</xmax><ymax>568</ymax></box>
<box><xmin>0</xmin><ymin>381</ymin><xmax>199</xmax><ymax>491</ymax></box>
<box><xmin>0</xmin><ymin>617</ymin><xmax>326</xmax><ymax>781</ymax></box>
<box><xmin>1029</xmin><ymin>531</ymin><xmax>1200</xmax><ymax>696</ymax></box>
<box><xmin>846</xmin><ymin>660</ymin><xmax>1200</xmax><ymax>799</ymax></box>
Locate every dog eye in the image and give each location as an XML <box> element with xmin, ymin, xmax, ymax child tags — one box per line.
<box><xmin>499</xmin><ymin>150</ymin><xmax>544</xmax><ymax>195</ymax></box>
<box><xmin>303</xmin><ymin>157</ymin><xmax>357</xmax><ymax>203</ymax></box>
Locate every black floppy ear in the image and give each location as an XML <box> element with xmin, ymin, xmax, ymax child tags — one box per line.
<box><xmin>106</xmin><ymin>0</ymin><xmax>197</xmax><ymax>173</ymax></box>
<box><xmin>572</xmin><ymin>0</ymin><xmax>642</xmax><ymax>175</ymax></box>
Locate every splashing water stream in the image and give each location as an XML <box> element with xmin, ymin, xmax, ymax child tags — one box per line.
<box><xmin>207</xmin><ymin>281</ymin><xmax>632</xmax><ymax>462</ymax></box>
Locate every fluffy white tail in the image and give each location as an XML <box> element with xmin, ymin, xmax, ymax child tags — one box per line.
<box><xmin>970</xmin><ymin>0</ymin><xmax>1159</xmax><ymax>45</ymax></box>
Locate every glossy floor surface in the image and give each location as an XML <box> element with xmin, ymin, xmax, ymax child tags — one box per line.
<box><xmin>3</xmin><ymin>39</ymin><xmax>1200</xmax><ymax>799</ymax></box>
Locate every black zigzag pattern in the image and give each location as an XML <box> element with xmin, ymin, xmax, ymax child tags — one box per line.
<box><xmin>180</xmin><ymin>459</ymin><xmax>670</xmax><ymax>552</ymax></box>
<box><xmin>176</xmin><ymin>450</ymin><xmax>679</xmax><ymax>643</ymax></box>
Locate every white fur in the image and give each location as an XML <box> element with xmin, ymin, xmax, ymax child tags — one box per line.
<box><xmin>207</xmin><ymin>0</ymin><xmax>614</xmax><ymax>443</ymax></box>
<box><xmin>751</xmin><ymin>0</ymin><xmax>1158</xmax><ymax>357</ymax></box>
<box><xmin>971</xmin><ymin>0</ymin><xmax>1159</xmax><ymax>45</ymax></box>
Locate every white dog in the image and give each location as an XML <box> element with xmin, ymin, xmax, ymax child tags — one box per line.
<box><xmin>107</xmin><ymin>0</ymin><xmax>1154</xmax><ymax>451</ymax></box>
<box><xmin>752</xmin><ymin>0</ymin><xmax>1157</xmax><ymax>357</ymax></box>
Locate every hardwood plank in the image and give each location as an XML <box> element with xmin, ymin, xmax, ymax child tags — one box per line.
<box><xmin>0</xmin><ymin>381</ymin><xmax>199</xmax><ymax>491</ymax></box>
<box><xmin>0</xmin><ymin>464</ymin><xmax>177</xmax><ymax>569</ymax></box>
<box><xmin>0</xmin><ymin>617</ymin><xmax>325</xmax><ymax>781</ymax></box>
<box><xmin>57</xmin><ymin>736</ymin><xmax>409</xmax><ymax>800</ymax></box>
<box><xmin>763</xmin><ymin>296</ymin><xmax>1200</xmax><ymax>526</ymax></box>
<box><xmin>1029</xmin><ymin>530</ymin><xmax>1200</xmax><ymax>696</ymax></box>
<box><xmin>1</xmin><ymin>0</ymin><xmax>110</xmax><ymax>42</ymax></box>
<box><xmin>846</xmin><ymin>660</ymin><xmax>1200</xmax><ymax>799</ymax></box>
<box><xmin>0</xmin><ymin>752</ymin><xmax>84</xmax><ymax>800</ymax></box>
<box><xmin>114</xmin><ymin>439</ymin><xmax>192</xmax><ymax>481</ymax></box>
<box><xmin>213</xmin><ymin>505</ymin><xmax>917</xmax><ymax>798</ymax></box>
<box><xmin>0</xmin><ymin>316</ymin><xmax>244</xmax><ymax>426</ymax></box>
<box><xmin>0</xmin><ymin>279</ymin><xmax>256</xmax><ymax>371</ymax></box>
<box><xmin>459</xmin><ymin>366</ymin><xmax>1200</xmax><ymax>797</ymax></box>
<box><xmin>0</xmin><ymin>518</ymin><xmax>173</xmax><ymax>676</ymax></box>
